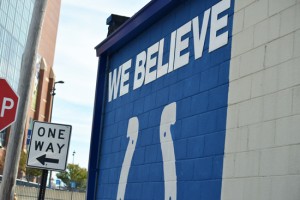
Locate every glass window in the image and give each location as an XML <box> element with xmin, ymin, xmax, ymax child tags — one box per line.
<box><xmin>0</xmin><ymin>10</ymin><xmax>7</xmax><ymax>26</ymax></box>
<box><xmin>9</xmin><ymin>53</ymin><xmax>17</xmax><ymax>67</ymax></box>
<box><xmin>0</xmin><ymin>26</ymin><xmax>3</xmax><ymax>40</ymax></box>
<box><xmin>12</xmin><ymin>24</ymin><xmax>20</xmax><ymax>40</ymax></box>
<box><xmin>16</xmin><ymin>1</ymin><xmax>24</xmax><ymax>14</ymax></box>
<box><xmin>0</xmin><ymin>0</ymin><xmax>33</xmax><ymax>89</ymax></box>
<box><xmin>21</xmin><ymin>15</ymin><xmax>28</xmax><ymax>29</ymax></box>
<box><xmin>14</xmin><ymin>11</ymin><xmax>21</xmax><ymax>28</ymax></box>
<box><xmin>4</xmin><ymin>32</ymin><xmax>11</xmax><ymax>46</ymax></box>
<box><xmin>0</xmin><ymin>28</ymin><xmax>3</xmax><ymax>56</ymax></box>
<box><xmin>8</xmin><ymin>63</ymin><xmax>14</xmax><ymax>75</ymax></box>
<box><xmin>0</xmin><ymin>60</ymin><xmax>4</xmax><ymax>77</ymax></box>
<box><xmin>6</xmin><ymin>76</ymin><xmax>14</xmax><ymax>88</ymax></box>
<box><xmin>24</xmin><ymin>0</ymin><xmax>31</xmax><ymax>10</ymax></box>
<box><xmin>0</xmin><ymin>61</ymin><xmax>8</xmax><ymax>76</ymax></box>
<box><xmin>19</xmin><ymin>31</ymin><xmax>26</xmax><ymax>45</ymax></box>
<box><xmin>16</xmin><ymin>55</ymin><xmax>21</xmax><ymax>68</ymax></box>
<box><xmin>10</xmin><ymin>38</ymin><xmax>17</xmax><ymax>52</ymax></box>
<box><xmin>17</xmin><ymin>43</ymin><xmax>24</xmax><ymax>57</ymax></box>
<box><xmin>0</xmin><ymin>27</ymin><xmax>4</xmax><ymax>44</ymax></box>
<box><xmin>8</xmin><ymin>4</ymin><xmax>16</xmax><ymax>20</ymax></box>
<box><xmin>3</xmin><ymin>45</ymin><xmax>10</xmax><ymax>60</ymax></box>
<box><xmin>1</xmin><ymin>0</ymin><xmax>9</xmax><ymax>14</ymax></box>
<box><xmin>5</xmin><ymin>17</ymin><xmax>13</xmax><ymax>33</ymax></box>
<box><xmin>23</xmin><ymin>7</ymin><xmax>29</xmax><ymax>22</ymax></box>
<box><xmin>10</xmin><ymin>0</ymin><xmax>18</xmax><ymax>8</ymax></box>
<box><xmin>0</xmin><ymin>129</ymin><xmax>7</xmax><ymax>148</ymax></box>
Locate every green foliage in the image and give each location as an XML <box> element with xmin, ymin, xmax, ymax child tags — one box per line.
<box><xmin>19</xmin><ymin>151</ymin><xmax>42</xmax><ymax>182</ymax></box>
<box><xmin>26</xmin><ymin>167</ymin><xmax>42</xmax><ymax>180</ymax></box>
<box><xmin>56</xmin><ymin>164</ymin><xmax>87</xmax><ymax>190</ymax></box>
<box><xmin>19</xmin><ymin>151</ymin><xmax>27</xmax><ymax>173</ymax></box>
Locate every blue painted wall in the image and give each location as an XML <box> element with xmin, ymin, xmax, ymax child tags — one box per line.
<box><xmin>94</xmin><ymin>0</ymin><xmax>234</xmax><ymax>199</ymax></box>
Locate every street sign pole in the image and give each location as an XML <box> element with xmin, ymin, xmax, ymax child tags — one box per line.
<box><xmin>48</xmin><ymin>80</ymin><xmax>64</xmax><ymax>189</ymax></box>
<box><xmin>38</xmin><ymin>170</ymin><xmax>48</xmax><ymax>200</ymax></box>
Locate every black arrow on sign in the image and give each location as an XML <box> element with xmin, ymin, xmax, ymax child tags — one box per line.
<box><xmin>36</xmin><ymin>154</ymin><xmax>59</xmax><ymax>165</ymax></box>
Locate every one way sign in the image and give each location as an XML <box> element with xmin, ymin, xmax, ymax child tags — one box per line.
<box><xmin>27</xmin><ymin>121</ymin><xmax>72</xmax><ymax>171</ymax></box>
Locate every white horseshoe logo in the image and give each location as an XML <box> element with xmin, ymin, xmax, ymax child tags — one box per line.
<box><xmin>117</xmin><ymin>102</ymin><xmax>177</xmax><ymax>200</ymax></box>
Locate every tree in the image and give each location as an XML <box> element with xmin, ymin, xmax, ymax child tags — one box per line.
<box><xmin>56</xmin><ymin>164</ymin><xmax>87</xmax><ymax>190</ymax></box>
<box><xmin>18</xmin><ymin>151</ymin><xmax>42</xmax><ymax>181</ymax></box>
<box><xmin>26</xmin><ymin>167</ymin><xmax>42</xmax><ymax>182</ymax></box>
<box><xmin>18</xmin><ymin>151</ymin><xmax>27</xmax><ymax>173</ymax></box>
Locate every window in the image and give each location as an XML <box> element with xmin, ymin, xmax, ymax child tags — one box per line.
<box><xmin>0</xmin><ymin>129</ymin><xmax>7</xmax><ymax>148</ymax></box>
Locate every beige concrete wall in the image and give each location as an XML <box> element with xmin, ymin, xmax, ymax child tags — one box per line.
<box><xmin>222</xmin><ymin>0</ymin><xmax>300</xmax><ymax>199</ymax></box>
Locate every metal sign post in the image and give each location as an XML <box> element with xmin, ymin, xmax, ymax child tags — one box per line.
<box><xmin>38</xmin><ymin>170</ymin><xmax>48</xmax><ymax>200</ymax></box>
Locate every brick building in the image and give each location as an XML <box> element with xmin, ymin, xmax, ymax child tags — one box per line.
<box><xmin>0</xmin><ymin>0</ymin><xmax>62</xmax><ymax>177</ymax></box>
<box><xmin>0</xmin><ymin>0</ymin><xmax>34</xmax><ymax>170</ymax></box>
<box><xmin>24</xmin><ymin>0</ymin><xmax>62</xmax><ymax>155</ymax></box>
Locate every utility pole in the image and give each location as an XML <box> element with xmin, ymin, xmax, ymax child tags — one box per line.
<box><xmin>0</xmin><ymin>0</ymin><xmax>48</xmax><ymax>199</ymax></box>
<box><xmin>72</xmin><ymin>150</ymin><xmax>76</xmax><ymax>164</ymax></box>
<box><xmin>48</xmin><ymin>80</ymin><xmax>64</xmax><ymax>189</ymax></box>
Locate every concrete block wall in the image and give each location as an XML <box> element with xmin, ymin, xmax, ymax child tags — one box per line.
<box><xmin>222</xmin><ymin>0</ymin><xmax>300</xmax><ymax>199</ymax></box>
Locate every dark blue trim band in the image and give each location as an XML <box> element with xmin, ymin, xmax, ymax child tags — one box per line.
<box><xmin>87</xmin><ymin>55</ymin><xmax>107</xmax><ymax>200</ymax></box>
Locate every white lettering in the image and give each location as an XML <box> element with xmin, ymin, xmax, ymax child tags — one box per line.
<box><xmin>168</xmin><ymin>30</ymin><xmax>177</xmax><ymax>73</ymax></box>
<box><xmin>145</xmin><ymin>42</ymin><xmax>159</xmax><ymax>85</ymax></box>
<box><xmin>209</xmin><ymin>0</ymin><xmax>230</xmax><ymax>52</ymax></box>
<box><xmin>108</xmin><ymin>67</ymin><xmax>122</xmax><ymax>102</ymax></box>
<box><xmin>133</xmin><ymin>51</ymin><xmax>146</xmax><ymax>90</ymax></box>
<box><xmin>106</xmin><ymin>0</ymin><xmax>232</xmax><ymax>101</ymax></box>
<box><xmin>192</xmin><ymin>8</ymin><xmax>211</xmax><ymax>59</ymax></box>
<box><xmin>157</xmin><ymin>38</ymin><xmax>169</xmax><ymax>79</ymax></box>
<box><xmin>120</xmin><ymin>59</ymin><xmax>132</xmax><ymax>97</ymax></box>
<box><xmin>174</xmin><ymin>21</ymin><xmax>191</xmax><ymax>70</ymax></box>
<box><xmin>1</xmin><ymin>97</ymin><xmax>14</xmax><ymax>117</ymax></box>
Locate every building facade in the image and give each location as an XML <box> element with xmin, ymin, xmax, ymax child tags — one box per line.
<box><xmin>88</xmin><ymin>0</ymin><xmax>300</xmax><ymax>199</ymax></box>
<box><xmin>24</xmin><ymin>0</ymin><xmax>62</xmax><ymax>154</ymax></box>
<box><xmin>0</xmin><ymin>0</ymin><xmax>34</xmax><ymax>171</ymax></box>
<box><xmin>0</xmin><ymin>0</ymin><xmax>62</xmax><ymax>177</ymax></box>
<box><xmin>0</xmin><ymin>0</ymin><xmax>34</xmax><ymax>90</ymax></box>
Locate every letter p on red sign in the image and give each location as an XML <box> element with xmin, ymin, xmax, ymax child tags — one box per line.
<box><xmin>1</xmin><ymin>97</ymin><xmax>14</xmax><ymax>117</ymax></box>
<box><xmin>0</xmin><ymin>78</ymin><xmax>19</xmax><ymax>132</ymax></box>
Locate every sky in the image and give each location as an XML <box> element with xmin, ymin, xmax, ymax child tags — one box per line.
<box><xmin>51</xmin><ymin>0</ymin><xmax>151</xmax><ymax>170</ymax></box>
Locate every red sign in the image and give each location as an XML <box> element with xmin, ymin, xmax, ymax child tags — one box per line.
<box><xmin>0</xmin><ymin>78</ymin><xmax>19</xmax><ymax>132</ymax></box>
